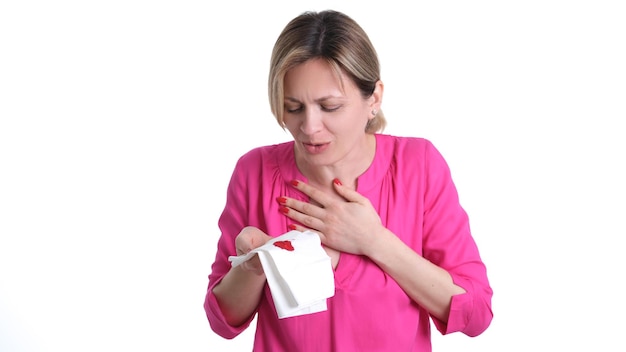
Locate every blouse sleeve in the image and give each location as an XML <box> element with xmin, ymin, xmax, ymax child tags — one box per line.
<box><xmin>420</xmin><ymin>140</ymin><xmax>493</xmax><ymax>337</ymax></box>
<box><xmin>203</xmin><ymin>153</ymin><xmax>258</xmax><ymax>339</ymax></box>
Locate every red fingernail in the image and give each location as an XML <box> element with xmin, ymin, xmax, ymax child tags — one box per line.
<box><xmin>276</xmin><ymin>196</ymin><xmax>287</xmax><ymax>204</ymax></box>
<box><xmin>279</xmin><ymin>206</ymin><xmax>289</xmax><ymax>214</ymax></box>
<box><xmin>290</xmin><ymin>180</ymin><xmax>299</xmax><ymax>187</ymax></box>
<box><xmin>288</xmin><ymin>224</ymin><xmax>297</xmax><ymax>230</ymax></box>
<box><xmin>333</xmin><ymin>178</ymin><xmax>342</xmax><ymax>185</ymax></box>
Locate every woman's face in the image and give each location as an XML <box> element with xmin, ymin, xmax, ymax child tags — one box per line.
<box><xmin>283</xmin><ymin>59</ymin><xmax>378</xmax><ymax>168</ymax></box>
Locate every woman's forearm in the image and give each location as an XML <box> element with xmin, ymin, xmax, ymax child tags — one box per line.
<box><xmin>365</xmin><ymin>228</ymin><xmax>466</xmax><ymax>322</ymax></box>
<box><xmin>212</xmin><ymin>263</ymin><xmax>267</xmax><ymax>327</ymax></box>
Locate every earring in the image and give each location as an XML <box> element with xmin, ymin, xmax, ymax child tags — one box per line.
<box><xmin>372</xmin><ymin>109</ymin><xmax>377</xmax><ymax>116</ymax></box>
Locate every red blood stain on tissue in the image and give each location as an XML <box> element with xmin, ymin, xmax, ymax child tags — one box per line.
<box><xmin>274</xmin><ymin>240</ymin><xmax>294</xmax><ymax>251</ymax></box>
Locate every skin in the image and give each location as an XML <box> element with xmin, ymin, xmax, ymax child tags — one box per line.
<box><xmin>213</xmin><ymin>58</ymin><xmax>466</xmax><ymax>327</ymax></box>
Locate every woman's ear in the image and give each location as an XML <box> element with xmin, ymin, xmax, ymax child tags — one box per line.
<box><xmin>369</xmin><ymin>80</ymin><xmax>384</xmax><ymax>112</ymax></box>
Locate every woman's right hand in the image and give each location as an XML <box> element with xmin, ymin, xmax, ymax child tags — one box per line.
<box><xmin>213</xmin><ymin>226</ymin><xmax>273</xmax><ymax>326</ymax></box>
<box><xmin>235</xmin><ymin>226</ymin><xmax>272</xmax><ymax>275</ymax></box>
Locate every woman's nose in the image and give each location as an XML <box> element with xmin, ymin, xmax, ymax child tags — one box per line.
<box><xmin>300</xmin><ymin>109</ymin><xmax>323</xmax><ymax>134</ymax></box>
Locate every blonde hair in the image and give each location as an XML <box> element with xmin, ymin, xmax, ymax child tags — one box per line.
<box><xmin>268</xmin><ymin>10</ymin><xmax>386</xmax><ymax>133</ymax></box>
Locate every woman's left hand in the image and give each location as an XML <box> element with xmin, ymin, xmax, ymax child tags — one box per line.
<box><xmin>277</xmin><ymin>179</ymin><xmax>384</xmax><ymax>256</ymax></box>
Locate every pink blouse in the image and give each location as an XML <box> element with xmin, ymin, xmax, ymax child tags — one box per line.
<box><xmin>205</xmin><ymin>134</ymin><xmax>493</xmax><ymax>351</ymax></box>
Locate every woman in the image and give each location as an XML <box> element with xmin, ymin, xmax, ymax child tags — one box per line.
<box><xmin>205</xmin><ymin>9</ymin><xmax>493</xmax><ymax>351</ymax></box>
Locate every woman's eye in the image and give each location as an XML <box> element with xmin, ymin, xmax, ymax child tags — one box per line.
<box><xmin>285</xmin><ymin>105</ymin><xmax>340</xmax><ymax>113</ymax></box>
<box><xmin>286</xmin><ymin>106</ymin><xmax>303</xmax><ymax>113</ymax></box>
<box><xmin>322</xmin><ymin>106</ymin><xmax>340</xmax><ymax>112</ymax></box>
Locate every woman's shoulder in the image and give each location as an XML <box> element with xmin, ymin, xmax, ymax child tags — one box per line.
<box><xmin>376</xmin><ymin>133</ymin><xmax>437</xmax><ymax>156</ymax></box>
<box><xmin>227</xmin><ymin>141</ymin><xmax>296</xmax><ymax>184</ymax></box>
<box><xmin>236</xmin><ymin>140</ymin><xmax>294</xmax><ymax>166</ymax></box>
<box><xmin>375</xmin><ymin>134</ymin><xmax>450</xmax><ymax>174</ymax></box>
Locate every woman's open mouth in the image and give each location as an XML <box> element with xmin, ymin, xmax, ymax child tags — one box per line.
<box><xmin>302</xmin><ymin>142</ymin><xmax>330</xmax><ymax>154</ymax></box>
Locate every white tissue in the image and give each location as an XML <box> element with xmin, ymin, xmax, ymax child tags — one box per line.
<box><xmin>228</xmin><ymin>230</ymin><xmax>335</xmax><ymax>318</ymax></box>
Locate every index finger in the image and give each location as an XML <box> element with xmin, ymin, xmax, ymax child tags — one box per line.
<box><xmin>291</xmin><ymin>179</ymin><xmax>333</xmax><ymax>207</ymax></box>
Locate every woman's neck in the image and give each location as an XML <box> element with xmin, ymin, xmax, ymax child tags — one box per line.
<box><xmin>297</xmin><ymin>134</ymin><xmax>376</xmax><ymax>191</ymax></box>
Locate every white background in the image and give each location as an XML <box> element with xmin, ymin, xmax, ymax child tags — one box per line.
<box><xmin>1</xmin><ymin>1</ymin><xmax>625</xmax><ymax>351</ymax></box>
